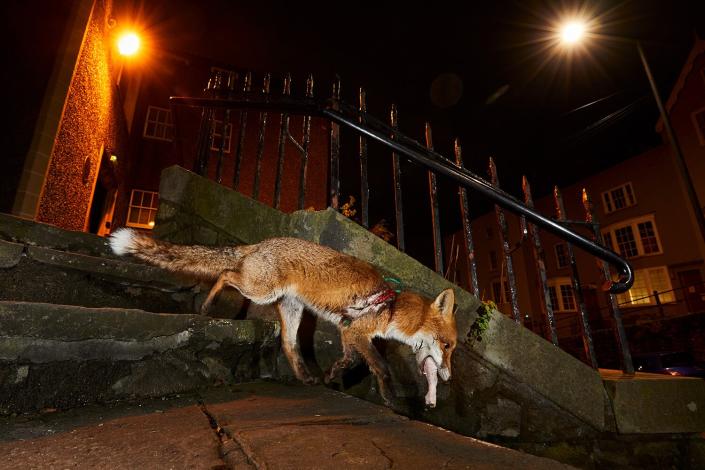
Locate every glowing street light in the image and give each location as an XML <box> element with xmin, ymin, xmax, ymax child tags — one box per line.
<box><xmin>115</xmin><ymin>31</ymin><xmax>142</xmax><ymax>86</ymax></box>
<box><xmin>556</xmin><ymin>17</ymin><xmax>705</xmax><ymax>276</ymax></box>
<box><xmin>560</xmin><ymin>21</ymin><xmax>585</xmax><ymax>44</ymax></box>
<box><xmin>117</xmin><ymin>32</ymin><xmax>140</xmax><ymax>57</ymax></box>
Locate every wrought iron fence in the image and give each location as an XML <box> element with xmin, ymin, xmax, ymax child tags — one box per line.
<box><xmin>170</xmin><ymin>69</ymin><xmax>636</xmax><ymax>373</ymax></box>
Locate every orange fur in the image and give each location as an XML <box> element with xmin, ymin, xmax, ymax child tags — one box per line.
<box><xmin>110</xmin><ymin>228</ymin><xmax>458</xmax><ymax>404</ymax></box>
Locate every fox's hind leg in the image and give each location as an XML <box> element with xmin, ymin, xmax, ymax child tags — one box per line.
<box><xmin>276</xmin><ymin>297</ymin><xmax>318</xmax><ymax>385</ymax></box>
<box><xmin>201</xmin><ymin>269</ymin><xmax>278</xmax><ymax>315</ymax></box>
<box><xmin>323</xmin><ymin>338</ymin><xmax>357</xmax><ymax>384</ymax></box>
<box><xmin>200</xmin><ymin>271</ymin><xmax>237</xmax><ymax>315</ymax></box>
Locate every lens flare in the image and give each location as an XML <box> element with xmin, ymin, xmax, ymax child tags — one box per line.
<box><xmin>560</xmin><ymin>21</ymin><xmax>586</xmax><ymax>44</ymax></box>
<box><xmin>117</xmin><ymin>32</ymin><xmax>140</xmax><ymax>56</ymax></box>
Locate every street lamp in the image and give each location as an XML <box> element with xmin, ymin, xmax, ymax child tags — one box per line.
<box><xmin>557</xmin><ymin>20</ymin><xmax>705</xmax><ymax>249</ymax></box>
<box><xmin>115</xmin><ymin>30</ymin><xmax>141</xmax><ymax>86</ymax></box>
<box><xmin>117</xmin><ymin>32</ymin><xmax>140</xmax><ymax>57</ymax></box>
<box><xmin>560</xmin><ymin>21</ymin><xmax>586</xmax><ymax>44</ymax></box>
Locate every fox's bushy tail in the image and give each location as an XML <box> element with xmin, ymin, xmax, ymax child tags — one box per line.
<box><xmin>109</xmin><ymin>228</ymin><xmax>240</xmax><ymax>280</ymax></box>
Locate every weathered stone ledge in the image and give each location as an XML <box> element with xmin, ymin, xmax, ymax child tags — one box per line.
<box><xmin>0</xmin><ymin>301</ymin><xmax>279</xmax><ymax>414</ymax></box>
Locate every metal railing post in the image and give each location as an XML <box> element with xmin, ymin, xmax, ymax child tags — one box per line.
<box><xmin>425</xmin><ymin>123</ymin><xmax>444</xmax><ymax>275</ymax></box>
<box><xmin>194</xmin><ymin>73</ymin><xmax>218</xmax><ymax>176</ymax></box>
<box><xmin>298</xmin><ymin>75</ymin><xmax>314</xmax><ymax>210</ymax></box>
<box><xmin>232</xmin><ymin>72</ymin><xmax>252</xmax><ymax>191</ymax></box>
<box><xmin>454</xmin><ymin>139</ymin><xmax>479</xmax><ymax>298</ymax></box>
<box><xmin>274</xmin><ymin>74</ymin><xmax>292</xmax><ymax>210</ymax></box>
<box><xmin>523</xmin><ymin>176</ymin><xmax>558</xmax><ymax>345</ymax></box>
<box><xmin>328</xmin><ymin>76</ymin><xmax>341</xmax><ymax>210</ymax></box>
<box><xmin>390</xmin><ymin>105</ymin><xmax>405</xmax><ymax>252</ymax></box>
<box><xmin>555</xmin><ymin>186</ymin><xmax>597</xmax><ymax>368</ymax></box>
<box><xmin>359</xmin><ymin>88</ymin><xmax>369</xmax><ymax>227</ymax></box>
<box><xmin>489</xmin><ymin>158</ymin><xmax>521</xmax><ymax>324</ymax></box>
<box><xmin>215</xmin><ymin>71</ymin><xmax>236</xmax><ymax>184</ymax></box>
<box><xmin>582</xmin><ymin>189</ymin><xmax>633</xmax><ymax>373</ymax></box>
<box><xmin>252</xmin><ymin>73</ymin><xmax>271</xmax><ymax>200</ymax></box>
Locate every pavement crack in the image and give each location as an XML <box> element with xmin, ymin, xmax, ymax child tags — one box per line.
<box><xmin>370</xmin><ymin>439</ymin><xmax>393</xmax><ymax>469</ymax></box>
<box><xmin>198</xmin><ymin>401</ymin><xmax>262</xmax><ymax>470</ymax></box>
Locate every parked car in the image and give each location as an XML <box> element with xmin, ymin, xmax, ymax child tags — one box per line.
<box><xmin>632</xmin><ymin>351</ymin><xmax>705</xmax><ymax>378</ymax></box>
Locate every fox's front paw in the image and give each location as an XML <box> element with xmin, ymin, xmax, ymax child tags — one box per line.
<box><xmin>301</xmin><ymin>375</ymin><xmax>320</xmax><ymax>386</ymax></box>
<box><xmin>323</xmin><ymin>366</ymin><xmax>342</xmax><ymax>384</ymax></box>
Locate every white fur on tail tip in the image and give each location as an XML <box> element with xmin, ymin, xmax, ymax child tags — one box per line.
<box><xmin>109</xmin><ymin>227</ymin><xmax>137</xmax><ymax>255</ymax></box>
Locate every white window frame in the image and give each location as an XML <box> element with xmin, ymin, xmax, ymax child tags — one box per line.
<box><xmin>601</xmin><ymin>182</ymin><xmax>636</xmax><ymax>214</ymax></box>
<box><xmin>617</xmin><ymin>266</ymin><xmax>675</xmax><ymax>307</ymax></box>
<box><xmin>210</xmin><ymin>119</ymin><xmax>233</xmax><ymax>153</ymax></box>
<box><xmin>691</xmin><ymin>106</ymin><xmax>705</xmax><ymax>146</ymax></box>
<box><xmin>601</xmin><ymin>214</ymin><xmax>663</xmax><ymax>259</ymax></box>
<box><xmin>143</xmin><ymin>105</ymin><xmax>174</xmax><ymax>142</ymax></box>
<box><xmin>126</xmin><ymin>189</ymin><xmax>159</xmax><ymax>229</ymax></box>
<box><xmin>547</xmin><ymin>277</ymin><xmax>577</xmax><ymax>312</ymax></box>
<box><xmin>554</xmin><ymin>242</ymin><xmax>569</xmax><ymax>269</ymax></box>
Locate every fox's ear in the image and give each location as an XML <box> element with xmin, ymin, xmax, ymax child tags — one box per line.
<box><xmin>433</xmin><ymin>288</ymin><xmax>455</xmax><ymax>317</ymax></box>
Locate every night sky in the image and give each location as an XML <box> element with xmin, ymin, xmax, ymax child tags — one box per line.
<box><xmin>5</xmin><ymin>1</ymin><xmax>705</xmax><ymax>262</ymax></box>
<box><xmin>132</xmin><ymin>1</ymin><xmax>705</xmax><ymax>190</ymax></box>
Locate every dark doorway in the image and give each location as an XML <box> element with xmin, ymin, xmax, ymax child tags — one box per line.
<box><xmin>87</xmin><ymin>150</ymin><xmax>118</xmax><ymax>235</ymax></box>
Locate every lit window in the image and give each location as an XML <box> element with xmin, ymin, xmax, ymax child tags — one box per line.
<box><xmin>547</xmin><ymin>277</ymin><xmax>576</xmax><ymax>312</ymax></box>
<box><xmin>143</xmin><ymin>106</ymin><xmax>174</xmax><ymax>142</ymax></box>
<box><xmin>617</xmin><ymin>266</ymin><xmax>675</xmax><ymax>307</ymax></box>
<box><xmin>602</xmin><ymin>215</ymin><xmax>662</xmax><ymax>259</ymax></box>
<box><xmin>560</xmin><ymin>284</ymin><xmax>576</xmax><ymax>310</ymax></box>
<box><xmin>126</xmin><ymin>189</ymin><xmax>158</xmax><ymax>229</ymax></box>
<box><xmin>602</xmin><ymin>183</ymin><xmax>636</xmax><ymax>214</ymax></box>
<box><xmin>692</xmin><ymin>107</ymin><xmax>705</xmax><ymax>146</ymax></box>
<box><xmin>210</xmin><ymin>119</ymin><xmax>233</xmax><ymax>153</ymax></box>
<box><xmin>554</xmin><ymin>243</ymin><xmax>569</xmax><ymax>268</ymax></box>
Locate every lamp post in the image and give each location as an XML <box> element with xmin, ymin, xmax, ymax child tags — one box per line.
<box><xmin>558</xmin><ymin>21</ymin><xmax>705</xmax><ymax>248</ymax></box>
<box><xmin>634</xmin><ymin>41</ymin><xmax>705</xmax><ymax>247</ymax></box>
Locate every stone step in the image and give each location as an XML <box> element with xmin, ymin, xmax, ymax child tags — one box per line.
<box><xmin>0</xmin><ymin>213</ymin><xmax>115</xmax><ymax>259</ymax></box>
<box><xmin>0</xmin><ymin>301</ymin><xmax>279</xmax><ymax>414</ymax></box>
<box><xmin>0</xmin><ymin>218</ymin><xmax>245</xmax><ymax>317</ymax></box>
<box><xmin>601</xmin><ymin>368</ymin><xmax>705</xmax><ymax>434</ymax></box>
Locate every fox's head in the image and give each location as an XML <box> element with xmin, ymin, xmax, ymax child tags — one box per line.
<box><xmin>422</xmin><ymin>288</ymin><xmax>457</xmax><ymax>381</ymax></box>
<box><xmin>393</xmin><ymin>288</ymin><xmax>458</xmax><ymax>382</ymax></box>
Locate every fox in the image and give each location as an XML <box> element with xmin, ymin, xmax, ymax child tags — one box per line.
<box><xmin>109</xmin><ymin>228</ymin><xmax>457</xmax><ymax>406</ymax></box>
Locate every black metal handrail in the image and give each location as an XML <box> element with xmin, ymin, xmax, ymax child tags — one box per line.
<box><xmin>171</xmin><ymin>92</ymin><xmax>634</xmax><ymax>294</ymax></box>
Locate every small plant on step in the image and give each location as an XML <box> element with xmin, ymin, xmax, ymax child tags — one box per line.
<box><xmin>341</xmin><ymin>195</ymin><xmax>357</xmax><ymax>218</ymax></box>
<box><xmin>467</xmin><ymin>300</ymin><xmax>495</xmax><ymax>344</ymax></box>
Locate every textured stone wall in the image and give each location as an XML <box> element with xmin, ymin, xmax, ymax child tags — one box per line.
<box><xmin>37</xmin><ymin>0</ymin><xmax>128</xmax><ymax>231</ymax></box>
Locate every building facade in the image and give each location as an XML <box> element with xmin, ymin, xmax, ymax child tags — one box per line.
<box><xmin>450</xmin><ymin>38</ymin><xmax>705</xmax><ymax>358</ymax></box>
<box><xmin>9</xmin><ymin>0</ymin><xmax>330</xmax><ymax>237</ymax></box>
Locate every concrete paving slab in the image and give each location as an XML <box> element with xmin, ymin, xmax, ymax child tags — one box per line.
<box><xmin>203</xmin><ymin>382</ymin><xmax>575</xmax><ymax>469</ymax></box>
<box><xmin>0</xmin><ymin>382</ymin><xmax>574</xmax><ymax>469</ymax></box>
<box><xmin>0</xmin><ymin>402</ymin><xmax>223</xmax><ymax>469</ymax></box>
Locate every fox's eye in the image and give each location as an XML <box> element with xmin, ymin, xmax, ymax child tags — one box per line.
<box><xmin>444</xmin><ymin>343</ymin><xmax>450</xmax><ymax>350</ymax></box>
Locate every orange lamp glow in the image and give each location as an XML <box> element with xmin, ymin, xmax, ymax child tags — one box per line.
<box><xmin>117</xmin><ymin>32</ymin><xmax>140</xmax><ymax>57</ymax></box>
